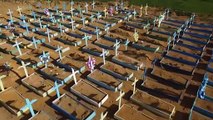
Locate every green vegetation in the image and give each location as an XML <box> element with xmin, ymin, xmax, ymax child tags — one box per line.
<box><xmin>129</xmin><ymin>0</ymin><xmax>213</xmax><ymax>14</ymax></box>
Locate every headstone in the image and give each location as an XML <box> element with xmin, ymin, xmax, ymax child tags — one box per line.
<box><xmin>96</xmin><ymin>12</ymin><xmax>101</xmax><ymax>21</ymax></box>
<box><xmin>104</xmin><ymin>23</ymin><xmax>110</xmax><ymax>34</ymax></box>
<box><xmin>116</xmin><ymin>90</ymin><xmax>125</xmax><ymax>110</ymax></box>
<box><xmin>32</xmin><ymin>12</ymin><xmax>37</xmax><ymax>20</ymax></box>
<box><xmin>86</xmin><ymin>56</ymin><xmax>96</xmax><ymax>73</ymax></box>
<box><xmin>22</xmin><ymin>20</ymin><xmax>30</xmax><ymax>35</ymax></box>
<box><xmin>142</xmin><ymin>67</ymin><xmax>147</xmax><ymax>80</ymax></box>
<box><xmin>20</xmin><ymin>99</ymin><xmax>37</xmax><ymax>117</ymax></box>
<box><xmin>59</xmin><ymin>11</ymin><xmax>64</xmax><ymax>21</ymax></box>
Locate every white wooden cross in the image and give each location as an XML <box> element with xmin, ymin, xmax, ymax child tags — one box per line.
<box><xmin>92</xmin><ymin>0</ymin><xmax>95</xmax><ymax>9</ymax></box>
<box><xmin>70</xmin><ymin>18</ymin><xmax>75</xmax><ymax>31</ymax></box>
<box><xmin>18</xmin><ymin>61</ymin><xmax>30</xmax><ymax>77</ymax></box>
<box><xmin>94</xmin><ymin>27</ymin><xmax>100</xmax><ymax>40</ymax></box>
<box><xmin>139</xmin><ymin>5</ymin><xmax>143</xmax><ymax>17</ymax></box>
<box><xmin>17</xmin><ymin>6</ymin><xmax>22</xmax><ymax>17</ymax></box>
<box><xmin>0</xmin><ymin>75</ymin><xmax>6</xmax><ymax>91</ymax></box>
<box><xmin>55</xmin><ymin>46</ymin><xmax>63</xmax><ymax>60</ymax></box>
<box><xmin>145</xmin><ymin>4</ymin><xmax>148</xmax><ymax>15</ymax></box>
<box><xmin>100</xmin><ymin>49</ymin><xmax>107</xmax><ymax>64</ymax></box>
<box><xmin>13</xmin><ymin>40</ymin><xmax>22</xmax><ymax>55</ymax></box>
<box><xmin>85</xmin><ymin>2</ymin><xmax>89</xmax><ymax>13</ymax></box>
<box><xmin>116</xmin><ymin>90</ymin><xmax>125</xmax><ymax>110</ymax></box>
<box><xmin>100</xmin><ymin>111</ymin><xmax>108</xmax><ymax>120</ymax></box>
<box><xmin>103</xmin><ymin>7</ymin><xmax>108</xmax><ymax>18</ymax></box>
<box><xmin>133</xmin><ymin>9</ymin><xmax>137</xmax><ymax>19</ymax></box>
<box><xmin>114</xmin><ymin>40</ymin><xmax>120</xmax><ymax>56</ymax></box>
<box><xmin>124</xmin><ymin>39</ymin><xmax>130</xmax><ymax>51</ymax></box>
<box><xmin>7</xmin><ymin>9</ymin><xmax>13</xmax><ymax>22</ymax></box>
<box><xmin>131</xmin><ymin>77</ymin><xmax>138</xmax><ymax>94</ymax></box>
<box><xmin>71</xmin><ymin>68</ymin><xmax>79</xmax><ymax>85</ymax></box>
<box><xmin>46</xmin><ymin>28</ymin><xmax>51</xmax><ymax>42</ymax></box>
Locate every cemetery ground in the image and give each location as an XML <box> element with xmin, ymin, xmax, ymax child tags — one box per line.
<box><xmin>0</xmin><ymin>0</ymin><xmax>213</xmax><ymax>120</ymax></box>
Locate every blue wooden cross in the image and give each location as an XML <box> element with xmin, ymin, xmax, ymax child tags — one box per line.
<box><xmin>81</xmin><ymin>15</ymin><xmax>86</xmax><ymax>27</ymax></box>
<box><xmin>59</xmin><ymin>23</ymin><xmax>63</xmax><ymax>35</ymax></box>
<box><xmin>114</xmin><ymin>40</ymin><xmax>120</xmax><ymax>56</ymax></box>
<box><xmin>70</xmin><ymin>18</ymin><xmax>75</xmax><ymax>31</ymax></box>
<box><xmin>13</xmin><ymin>40</ymin><xmax>22</xmax><ymax>55</ymax></box>
<box><xmin>55</xmin><ymin>45</ymin><xmax>63</xmax><ymax>60</ymax></box>
<box><xmin>59</xmin><ymin>11</ymin><xmax>64</xmax><ymax>21</ymax></box>
<box><xmin>96</xmin><ymin>11</ymin><xmax>101</xmax><ymax>20</ymax></box>
<box><xmin>39</xmin><ymin>51</ymin><xmax>50</xmax><ymax>68</ymax></box>
<box><xmin>22</xmin><ymin>20</ymin><xmax>29</xmax><ymax>34</ymax></box>
<box><xmin>54</xmin><ymin>6</ymin><xmax>59</xmax><ymax>13</ymax></box>
<box><xmin>46</xmin><ymin>28</ymin><xmax>51</xmax><ymax>42</ymax></box>
<box><xmin>90</xmin><ymin>14</ymin><xmax>95</xmax><ymax>23</ymax></box>
<box><xmin>32</xmin><ymin>37</ymin><xmax>38</xmax><ymax>49</ymax></box>
<box><xmin>82</xmin><ymin>33</ymin><xmax>92</xmax><ymax>46</ymax></box>
<box><xmin>92</xmin><ymin>0</ymin><xmax>95</xmax><ymax>9</ymax></box>
<box><xmin>104</xmin><ymin>23</ymin><xmax>110</xmax><ymax>34</ymax></box>
<box><xmin>7</xmin><ymin>9</ymin><xmax>14</xmax><ymax>23</ymax></box>
<box><xmin>124</xmin><ymin>39</ymin><xmax>130</xmax><ymax>51</ymax></box>
<box><xmin>53</xmin><ymin>81</ymin><xmax>63</xmax><ymax>98</ymax></box>
<box><xmin>94</xmin><ymin>27</ymin><xmax>100</xmax><ymax>40</ymax></box>
<box><xmin>20</xmin><ymin>98</ymin><xmax>37</xmax><ymax>117</ymax></box>
<box><xmin>63</xmin><ymin>2</ymin><xmax>67</xmax><ymax>11</ymax></box>
<box><xmin>31</xmin><ymin>11</ymin><xmax>37</xmax><ymax>20</ymax></box>
<box><xmin>20</xmin><ymin>15</ymin><xmax>26</xmax><ymax>21</ymax></box>
<box><xmin>142</xmin><ymin>67</ymin><xmax>147</xmax><ymax>80</ymax></box>
<box><xmin>38</xmin><ymin>18</ymin><xmax>42</xmax><ymax>29</ymax></box>
<box><xmin>133</xmin><ymin>9</ymin><xmax>137</xmax><ymax>19</ymax></box>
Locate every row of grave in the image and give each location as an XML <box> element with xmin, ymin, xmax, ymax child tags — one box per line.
<box><xmin>1</xmin><ymin>1</ymin><xmax>212</xmax><ymax>119</ymax></box>
<box><xmin>188</xmin><ymin>50</ymin><xmax>213</xmax><ymax>119</ymax></box>
<box><xmin>0</xmin><ymin>1</ymin><xmax>163</xmax><ymax>119</ymax></box>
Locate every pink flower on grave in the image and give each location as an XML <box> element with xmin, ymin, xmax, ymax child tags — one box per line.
<box><xmin>86</xmin><ymin>56</ymin><xmax>96</xmax><ymax>72</ymax></box>
<box><xmin>108</xmin><ymin>7</ymin><xmax>114</xmax><ymax>16</ymax></box>
<box><xmin>44</xmin><ymin>8</ymin><xmax>50</xmax><ymax>16</ymax></box>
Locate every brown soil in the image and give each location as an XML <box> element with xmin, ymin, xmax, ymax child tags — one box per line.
<box><xmin>23</xmin><ymin>73</ymin><xmax>53</xmax><ymax>92</ymax></box>
<box><xmin>132</xmin><ymin>90</ymin><xmax>174</xmax><ymax>114</ymax></box>
<box><xmin>89</xmin><ymin>70</ymin><xmax>121</xmax><ymax>87</ymax></box>
<box><xmin>72</xmin><ymin>80</ymin><xmax>106</xmax><ymax>103</ymax></box>
<box><xmin>55</xmin><ymin>94</ymin><xmax>92</xmax><ymax>120</ymax></box>
<box><xmin>30</xmin><ymin>111</ymin><xmax>52</xmax><ymax>120</ymax></box>
<box><xmin>116</xmin><ymin>54</ymin><xmax>143</xmax><ymax>66</ymax></box>
<box><xmin>0</xmin><ymin>87</ymin><xmax>25</xmax><ymax>113</ymax></box>
<box><xmin>115</xmin><ymin>104</ymin><xmax>154</xmax><ymax>120</ymax></box>
<box><xmin>167</xmin><ymin>50</ymin><xmax>198</xmax><ymax>63</ymax></box>
<box><xmin>102</xmin><ymin>62</ymin><xmax>132</xmax><ymax>76</ymax></box>
<box><xmin>195</xmin><ymin>98</ymin><xmax>213</xmax><ymax>112</ymax></box>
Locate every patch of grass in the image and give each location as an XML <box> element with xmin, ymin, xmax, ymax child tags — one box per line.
<box><xmin>129</xmin><ymin>0</ymin><xmax>213</xmax><ymax>14</ymax></box>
